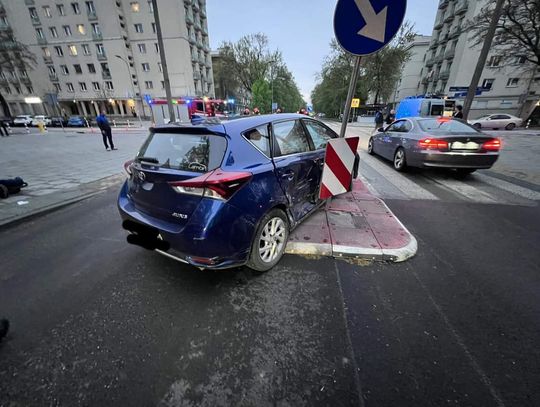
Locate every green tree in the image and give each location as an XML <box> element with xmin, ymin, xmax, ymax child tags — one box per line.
<box><xmin>251</xmin><ymin>79</ymin><xmax>271</xmax><ymax>113</ymax></box>
<box><xmin>0</xmin><ymin>19</ymin><xmax>36</xmax><ymax>117</ymax></box>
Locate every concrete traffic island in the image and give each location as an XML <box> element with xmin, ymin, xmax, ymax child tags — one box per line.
<box><xmin>286</xmin><ymin>179</ymin><xmax>417</xmax><ymax>262</ymax></box>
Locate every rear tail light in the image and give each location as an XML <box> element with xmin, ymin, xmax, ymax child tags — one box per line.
<box><xmin>482</xmin><ymin>138</ymin><xmax>501</xmax><ymax>151</ymax></box>
<box><xmin>169</xmin><ymin>169</ymin><xmax>252</xmax><ymax>201</ymax></box>
<box><xmin>419</xmin><ymin>138</ymin><xmax>449</xmax><ymax>151</ymax></box>
<box><xmin>124</xmin><ymin>159</ymin><xmax>134</xmax><ymax>176</ymax></box>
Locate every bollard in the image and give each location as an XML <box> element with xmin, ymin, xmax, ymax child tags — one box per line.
<box><xmin>127</xmin><ymin>120</ymin><xmax>131</xmax><ymax>128</ymax></box>
<box><xmin>24</xmin><ymin>123</ymin><xmax>29</xmax><ymax>134</ymax></box>
<box><xmin>113</xmin><ymin>119</ymin><xmax>117</xmax><ymax>127</ymax></box>
<box><xmin>37</xmin><ymin>122</ymin><xmax>45</xmax><ymax>134</ymax></box>
<box><xmin>6</xmin><ymin>123</ymin><xmax>11</xmax><ymax>134</ymax></box>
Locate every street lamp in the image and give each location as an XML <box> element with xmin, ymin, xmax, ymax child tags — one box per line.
<box><xmin>269</xmin><ymin>60</ymin><xmax>276</xmax><ymax>113</ymax></box>
<box><xmin>115</xmin><ymin>54</ymin><xmax>143</xmax><ymax>125</ymax></box>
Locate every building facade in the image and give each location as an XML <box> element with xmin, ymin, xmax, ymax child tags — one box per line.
<box><xmin>0</xmin><ymin>0</ymin><xmax>213</xmax><ymax>119</ymax></box>
<box><xmin>391</xmin><ymin>35</ymin><xmax>431</xmax><ymax>103</ymax></box>
<box><xmin>405</xmin><ymin>0</ymin><xmax>539</xmax><ymax>120</ymax></box>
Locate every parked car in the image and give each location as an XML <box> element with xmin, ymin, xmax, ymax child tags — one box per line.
<box><xmin>368</xmin><ymin>117</ymin><xmax>501</xmax><ymax>176</ymax></box>
<box><xmin>118</xmin><ymin>114</ymin><xmax>358</xmax><ymax>271</ymax></box>
<box><xmin>67</xmin><ymin>116</ymin><xmax>86</xmax><ymax>127</ymax></box>
<box><xmin>50</xmin><ymin>116</ymin><xmax>68</xmax><ymax>127</ymax></box>
<box><xmin>468</xmin><ymin>114</ymin><xmax>523</xmax><ymax>130</ymax></box>
<box><xmin>13</xmin><ymin>115</ymin><xmax>33</xmax><ymax>126</ymax></box>
<box><xmin>31</xmin><ymin>115</ymin><xmax>52</xmax><ymax>126</ymax></box>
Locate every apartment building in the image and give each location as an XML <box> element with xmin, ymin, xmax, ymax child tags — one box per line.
<box><xmin>416</xmin><ymin>0</ymin><xmax>539</xmax><ymax>119</ymax></box>
<box><xmin>391</xmin><ymin>35</ymin><xmax>431</xmax><ymax>103</ymax></box>
<box><xmin>0</xmin><ymin>0</ymin><xmax>213</xmax><ymax>119</ymax></box>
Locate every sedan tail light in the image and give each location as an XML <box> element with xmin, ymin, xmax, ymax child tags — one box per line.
<box><xmin>169</xmin><ymin>169</ymin><xmax>252</xmax><ymax>201</ymax></box>
<box><xmin>419</xmin><ymin>138</ymin><xmax>449</xmax><ymax>151</ymax></box>
<box><xmin>482</xmin><ymin>138</ymin><xmax>501</xmax><ymax>151</ymax></box>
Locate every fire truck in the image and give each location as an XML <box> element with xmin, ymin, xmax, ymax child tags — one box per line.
<box><xmin>148</xmin><ymin>97</ymin><xmax>229</xmax><ymax>124</ymax></box>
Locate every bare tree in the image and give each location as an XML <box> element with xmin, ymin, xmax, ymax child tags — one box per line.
<box><xmin>0</xmin><ymin>21</ymin><xmax>36</xmax><ymax>117</ymax></box>
<box><xmin>467</xmin><ymin>0</ymin><xmax>540</xmax><ymax>67</ymax></box>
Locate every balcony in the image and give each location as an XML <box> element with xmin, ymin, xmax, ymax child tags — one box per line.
<box><xmin>92</xmin><ymin>32</ymin><xmax>103</xmax><ymax>41</ymax></box>
<box><xmin>97</xmin><ymin>52</ymin><xmax>107</xmax><ymax>61</ymax></box>
<box><xmin>193</xmin><ymin>71</ymin><xmax>201</xmax><ymax>80</ymax></box>
<box><xmin>37</xmin><ymin>37</ymin><xmax>47</xmax><ymax>45</ymax></box>
<box><xmin>450</xmin><ymin>26</ymin><xmax>461</xmax><ymax>38</ymax></box>
<box><xmin>439</xmin><ymin>70</ymin><xmax>450</xmax><ymax>81</ymax></box>
<box><xmin>434</xmin><ymin>19</ymin><xmax>443</xmax><ymax>30</ymax></box>
<box><xmin>199</xmin><ymin>54</ymin><xmax>205</xmax><ymax>64</ymax></box>
<box><xmin>425</xmin><ymin>57</ymin><xmax>435</xmax><ymax>67</ymax></box>
<box><xmin>87</xmin><ymin>10</ymin><xmax>98</xmax><ymax>21</ymax></box>
<box><xmin>439</xmin><ymin>33</ymin><xmax>449</xmax><ymax>44</ymax></box>
<box><xmin>102</xmin><ymin>71</ymin><xmax>112</xmax><ymax>80</ymax></box>
<box><xmin>184</xmin><ymin>0</ymin><xmax>192</xmax><ymax>5</ymax></box>
<box><xmin>432</xmin><ymin>73</ymin><xmax>440</xmax><ymax>82</ymax></box>
<box><xmin>421</xmin><ymin>77</ymin><xmax>429</xmax><ymax>85</ymax></box>
<box><xmin>185</xmin><ymin>13</ymin><xmax>193</xmax><ymax>25</ymax></box>
<box><xmin>444</xmin><ymin>13</ymin><xmax>454</xmax><ymax>23</ymax></box>
<box><xmin>201</xmin><ymin>25</ymin><xmax>208</xmax><ymax>36</ymax></box>
<box><xmin>191</xmin><ymin>51</ymin><xmax>198</xmax><ymax>62</ymax></box>
<box><xmin>189</xmin><ymin>34</ymin><xmax>196</xmax><ymax>45</ymax></box>
<box><xmin>444</xmin><ymin>48</ymin><xmax>455</xmax><ymax>59</ymax></box>
<box><xmin>438</xmin><ymin>0</ymin><xmax>448</xmax><ymax>9</ymax></box>
<box><xmin>429</xmin><ymin>40</ymin><xmax>438</xmax><ymax>50</ymax></box>
<box><xmin>456</xmin><ymin>1</ymin><xmax>468</xmax><ymax>15</ymax></box>
<box><xmin>435</xmin><ymin>54</ymin><xmax>444</xmax><ymax>63</ymax></box>
<box><xmin>196</xmin><ymin>40</ymin><xmax>204</xmax><ymax>50</ymax></box>
<box><xmin>194</xmin><ymin>19</ymin><xmax>201</xmax><ymax>31</ymax></box>
<box><xmin>192</xmin><ymin>1</ymin><xmax>200</xmax><ymax>11</ymax></box>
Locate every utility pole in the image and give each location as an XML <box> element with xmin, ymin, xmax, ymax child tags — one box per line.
<box><xmin>462</xmin><ymin>0</ymin><xmax>505</xmax><ymax>120</ymax></box>
<box><xmin>340</xmin><ymin>56</ymin><xmax>362</xmax><ymax>138</ymax></box>
<box><xmin>151</xmin><ymin>0</ymin><xmax>175</xmax><ymax>123</ymax></box>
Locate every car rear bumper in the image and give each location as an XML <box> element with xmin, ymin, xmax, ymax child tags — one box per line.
<box><xmin>415</xmin><ymin>151</ymin><xmax>499</xmax><ymax>169</ymax></box>
<box><xmin>117</xmin><ymin>182</ymin><xmax>254</xmax><ymax>270</ymax></box>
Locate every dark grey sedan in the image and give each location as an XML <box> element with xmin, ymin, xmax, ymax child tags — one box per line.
<box><xmin>368</xmin><ymin>117</ymin><xmax>501</xmax><ymax>176</ymax></box>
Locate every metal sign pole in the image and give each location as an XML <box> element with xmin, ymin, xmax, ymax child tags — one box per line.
<box><xmin>339</xmin><ymin>56</ymin><xmax>362</xmax><ymax>138</ymax></box>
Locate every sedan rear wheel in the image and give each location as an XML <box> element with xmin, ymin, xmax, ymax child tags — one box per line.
<box><xmin>505</xmin><ymin>123</ymin><xmax>516</xmax><ymax>131</ymax></box>
<box><xmin>393</xmin><ymin>148</ymin><xmax>407</xmax><ymax>172</ymax></box>
<box><xmin>367</xmin><ymin>138</ymin><xmax>375</xmax><ymax>155</ymax></box>
<box><xmin>247</xmin><ymin>209</ymin><xmax>289</xmax><ymax>272</ymax></box>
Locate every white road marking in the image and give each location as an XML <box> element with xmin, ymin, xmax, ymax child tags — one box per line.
<box><xmin>425</xmin><ymin>174</ymin><xmax>499</xmax><ymax>204</ymax></box>
<box><xmin>475</xmin><ymin>173</ymin><xmax>540</xmax><ymax>201</ymax></box>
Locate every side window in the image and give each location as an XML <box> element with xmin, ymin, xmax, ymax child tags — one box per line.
<box><xmin>244</xmin><ymin>125</ymin><xmax>270</xmax><ymax>156</ymax></box>
<box><xmin>386</xmin><ymin>121</ymin><xmax>403</xmax><ymax>132</ymax></box>
<box><xmin>303</xmin><ymin>120</ymin><xmax>336</xmax><ymax>150</ymax></box>
<box><xmin>401</xmin><ymin>121</ymin><xmax>412</xmax><ymax>132</ymax></box>
<box><xmin>272</xmin><ymin>120</ymin><xmax>311</xmax><ymax>156</ymax></box>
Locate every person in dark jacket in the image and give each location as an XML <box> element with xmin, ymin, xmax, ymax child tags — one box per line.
<box><xmin>385</xmin><ymin>109</ymin><xmax>396</xmax><ymax>125</ymax></box>
<box><xmin>374</xmin><ymin>109</ymin><xmax>384</xmax><ymax>131</ymax></box>
<box><xmin>453</xmin><ymin>105</ymin><xmax>464</xmax><ymax>119</ymax></box>
<box><xmin>96</xmin><ymin>111</ymin><xmax>116</xmax><ymax>151</ymax></box>
<box><xmin>0</xmin><ymin>119</ymin><xmax>9</xmax><ymax>137</ymax></box>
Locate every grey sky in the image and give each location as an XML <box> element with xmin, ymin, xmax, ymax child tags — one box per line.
<box><xmin>206</xmin><ymin>0</ymin><xmax>439</xmax><ymax>103</ymax></box>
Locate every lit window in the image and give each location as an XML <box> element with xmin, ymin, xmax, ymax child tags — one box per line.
<box><xmin>141</xmin><ymin>63</ymin><xmax>150</xmax><ymax>71</ymax></box>
<box><xmin>145</xmin><ymin>80</ymin><xmax>153</xmax><ymax>89</ymax></box>
<box><xmin>43</xmin><ymin>6</ymin><xmax>52</xmax><ymax>18</ymax></box>
<box><xmin>77</xmin><ymin>24</ymin><xmax>85</xmax><ymax>35</ymax></box>
<box><xmin>134</xmin><ymin>23</ymin><xmax>143</xmax><ymax>33</ymax></box>
<box><xmin>79</xmin><ymin>82</ymin><xmax>87</xmax><ymax>91</ymax></box>
<box><xmin>42</xmin><ymin>47</ymin><xmax>51</xmax><ymax>57</ymax></box>
<box><xmin>131</xmin><ymin>2</ymin><xmax>140</xmax><ymax>12</ymax></box>
<box><xmin>67</xmin><ymin>82</ymin><xmax>75</xmax><ymax>92</ymax></box>
<box><xmin>68</xmin><ymin>45</ymin><xmax>78</xmax><ymax>56</ymax></box>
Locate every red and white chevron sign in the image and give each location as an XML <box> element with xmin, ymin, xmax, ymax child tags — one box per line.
<box><xmin>319</xmin><ymin>137</ymin><xmax>360</xmax><ymax>199</ymax></box>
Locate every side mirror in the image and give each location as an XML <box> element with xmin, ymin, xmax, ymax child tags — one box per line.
<box><xmin>377</xmin><ymin>127</ymin><xmax>385</xmax><ymax>133</ymax></box>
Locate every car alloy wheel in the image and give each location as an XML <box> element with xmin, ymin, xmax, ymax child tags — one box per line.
<box><xmin>367</xmin><ymin>138</ymin><xmax>375</xmax><ymax>155</ymax></box>
<box><xmin>393</xmin><ymin>148</ymin><xmax>407</xmax><ymax>172</ymax></box>
<box><xmin>505</xmin><ymin>123</ymin><xmax>516</xmax><ymax>130</ymax></box>
<box><xmin>248</xmin><ymin>209</ymin><xmax>289</xmax><ymax>272</ymax></box>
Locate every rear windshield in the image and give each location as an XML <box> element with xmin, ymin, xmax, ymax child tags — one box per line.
<box><xmin>137</xmin><ymin>132</ymin><xmax>226</xmax><ymax>173</ymax></box>
<box><xmin>418</xmin><ymin>119</ymin><xmax>479</xmax><ymax>134</ymax></box>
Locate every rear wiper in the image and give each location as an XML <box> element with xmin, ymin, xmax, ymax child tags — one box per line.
<box><xmin>136</xmin><ymin>156</ymin><xmax>159</xmax><ymax>164</ymax></box>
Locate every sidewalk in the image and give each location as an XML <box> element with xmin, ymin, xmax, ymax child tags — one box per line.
<box><xmin>286</xmin><ymin>179</ymin><xmax>417</xmax><ymax>262</ymax></box>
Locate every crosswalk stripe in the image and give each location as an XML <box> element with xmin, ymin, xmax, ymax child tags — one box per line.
<box><xmin>475</xmin><ymin>173</ymin><xmax>540</xmax><ymax>201</ymax></box>
<box><xmin>360</xmin><ymin>153</ymin><xmax>439</xmax><ymax>200</ymax></box>
<box><xmin>423</xmin><ymin>174</ymin><xmax>499</xmax><ymax>204</ymax></box>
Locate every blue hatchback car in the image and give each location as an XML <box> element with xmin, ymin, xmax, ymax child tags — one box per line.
<box><xmin>118</xmin><ymin>114</ymin><xmax>356</xmax><ymax>271</ymax></box>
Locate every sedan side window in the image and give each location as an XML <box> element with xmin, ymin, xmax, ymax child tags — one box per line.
<box><xmin>401</xmin><ymin>121</ymin><xmax>412</xmax><ymax>132</ymax></box>
<box><xmin>386</xmin><ymin>121</ymin><xmax>403</xmax><ymax>132</ymax></box>
<box><xmin>244</xmin><ymin>125</ymin><xmax>270</xmax><ymax>156</ymax></box>
<box><xmin>303</xmin><ymin>120</ymin><xmax>336</xmax><ymax>150</ymax></box>
<box><xmin>273</xmin><ymin>120</ymin><xmax>311</xmax><ymax>156</ymax></box>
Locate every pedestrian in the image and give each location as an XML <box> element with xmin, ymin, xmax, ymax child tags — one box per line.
<box><xmin>298</xmin><ymin>108</ymin><xmax>308</xmax><ymax>115</ymax></box>
<box><xmin>275</xmin><ymin>107</ymin><xmax>283</xmax><ymax>114</ymax></box>
<box><xmin>453</xmin><ymin>105</ymin><xmax>464</xmax><ymax>119</ymax></box>
<box><xmin>242</xmin><ymin>107</ymin><xmax>251</xmax><ymax>116</ymax></box>
<box><xmin>0</xmin><ymin>119</ymin><xmax>9</xmax><ymax>137</ymax></box>
<box><xmin>374</xmin><ymin>109</ymin><xmax>384</xmax><ymax>132</ymax></box>
<box><xmin>385</xmin><ymin>109</ymin><xmax>396</xmax><ymax>125</ymax></box>
<box><xmin>253</xmin><ymin>107</ymin><xmax>261</xmax><ymax>115</ymax></box>
<box><xmin>96</xmin><ymin>111</ymin><xmax>117</xmax><ymax>151</ymax></box>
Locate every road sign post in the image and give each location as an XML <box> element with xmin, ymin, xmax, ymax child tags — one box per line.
<box><xmin>334</xmin><ymin>0</ymin><xmax>407</xmax><ymax>138</ymax></box>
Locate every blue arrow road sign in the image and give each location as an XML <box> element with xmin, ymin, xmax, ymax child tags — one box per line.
<box><xmin>334</xmin><ymin>0</ymin><xmax>407</xmax><ymax>56</ymax></box>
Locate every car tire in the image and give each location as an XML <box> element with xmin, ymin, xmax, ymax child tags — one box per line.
<box><xmin>473</xmin><ymin>123</ymin><xmax>481</xmax><ymax>129</ymax></box>
<box><xmin>247</xmin><ymin>208</ymin><xmax>289</xmax><ymax>272</ymax></box>
<box><xmin>393</xmin><ymin>148</ymin><xmax>407</xmax><ymax>172</ymax></box>
<box><xmin>505</xmin><ymin>123</ymin><xmax>516</xmax><ymax>131</ymax></box>
<box><xmin>367</xmin><ymin>137</ymin><xmax>375</xmax><ymax>155</ymax></box>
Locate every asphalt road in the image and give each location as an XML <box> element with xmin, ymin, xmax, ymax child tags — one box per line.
<box><xmin>1</xmin><ymin>182</ymin><xmax>539</xmax><ymax>406</ymax></box>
